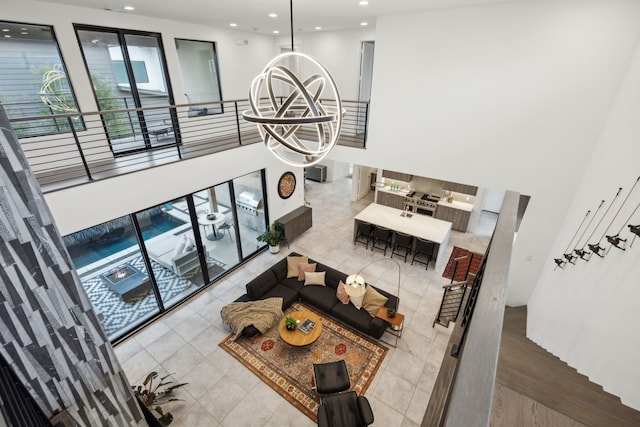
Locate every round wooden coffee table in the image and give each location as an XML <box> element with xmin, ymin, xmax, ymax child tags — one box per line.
<box><xmin>278</xmin><ymin>310</ymin><xmax>322</xmax><ymax>346</ymax></box>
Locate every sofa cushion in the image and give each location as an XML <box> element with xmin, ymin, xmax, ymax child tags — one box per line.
<box><xmin>270</xmin><ymin>257</ymin><xmax>290</xmax><ymax>282</ymax></box>
<box><xmin>279</xmin><ymin>276</ymin><xmax>304</xmax><ymax>293</ymax></box>
<box><xmin>362</xmin><ymin>285</ymin><xmax>389</xmax><ymax>317</ymax></box>
<box><xmin>331</xmin><ymin>303</ymin><xmax>371</xmax><ymax>335</ymax></box>
<box><xmin>246</xmin><ymin>270</ymin><xmax>278</xmax><ymax>299</ymax></box>
<box><xmin>287</xmin><ymin>255</ymin><xmax>309</xmax><ymax>278</ymax></box>
<box><xmin>299</xmin><ymin>285</ymin><xmax>339</xmax><ymax>313</ymax></box>
<box><xmin>258</xmin><ymin>284</ymin><xmax>298</xmax><ymax>309</ymax></box>
<box><xmin>318</xmin><ymin>265</ymin><xmax>347</xmax><ymax>289</ymax></box>
<box><xmin>298</xmin><ymin>262</ymin><xmax>317</xmax><ymax>281</ymax></box>
<box><xmin>336</xmin><ymin>281</ymin><xmax>350</xmax><ymax>305</ymax></box>
<box><xmin>304</xmin><ymin>271</ymin><xmax>326</xmax><ymax>286</ymax></box>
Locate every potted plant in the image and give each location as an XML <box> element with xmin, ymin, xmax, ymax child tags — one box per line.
<box><xmin>257</xmin><ymin>221</ymin><xmax>287</xmax><ymax>254</ymax></box>
<box><xmin>285</xmin><ymin>315</ymin><xmax>298</xmax><ymax>331</ymax></box>
<box><xmin>132</xmin><ymin>371</ymin><xmax>188</xmax><ymax>426</ymax></box>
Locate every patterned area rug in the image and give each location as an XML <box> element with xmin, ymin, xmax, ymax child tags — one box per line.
<box><xmin>219</xmin><ymin>302</ymin><xmax>387</xmax><ymax>422</ymax></box>
<box><xmin>442</xmin><ymin>246</ymin><xmax>483</xmax><ymax>283</ymax></box>
<box><xmin>82</xmin><ymin>256</ymin><xmax>224</xmax><ymax>337</ymax></box>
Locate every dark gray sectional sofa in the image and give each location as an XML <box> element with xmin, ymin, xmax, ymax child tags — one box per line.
<box><xmin>235</xmin><ymin>252</ymin><xmax>399</xmax><ymax>339</ymax></box>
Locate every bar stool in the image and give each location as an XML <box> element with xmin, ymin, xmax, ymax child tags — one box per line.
<box><xmin>391</xmin><ymin>231</ymin><xmax>413</xmax><ymax>262</ymax></box>
<box><xmin>354</xmin><ymin>221</ymin><xmax>373</xmax><ymax>249</ymax></box>
<box><xmin>412</xmin><ymin>238</ymin><xmax>435</xmax><ymax>270</ymax></box>
<box><xmin>370</xmin><ymin>226</ymin><xmax>392</xmax><ymax>256</ymax></box>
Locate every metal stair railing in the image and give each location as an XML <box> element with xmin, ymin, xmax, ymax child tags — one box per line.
<box><xmin>433</xmin><ymin>281</ymin><xmax>468</xmax><ymax>328</ymax></box>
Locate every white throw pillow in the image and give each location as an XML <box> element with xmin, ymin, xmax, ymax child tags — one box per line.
<box><xmin>174</xmin><ymin>234</ymin><xmax>187</xmax><ymax>256</ymax></box>
<box><xmin>184</xmin><ymin>236</ymin><xmax>195</xmax><ymax>252</ymax></box>
<box><xmin>304</xmin><ymin>271</ymin><xmax>326</xmax><ymax>286</ymax></box>
<box><xmin>350</xmin><ymin>292</ymin><xmax>365</xmax><ymax>310</ymax></box>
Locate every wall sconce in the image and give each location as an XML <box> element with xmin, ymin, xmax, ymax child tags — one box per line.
<box><xmin>587</xmin><ymin>243</ymin><xmax>606</xmax><ymax>258</ymax></box>
<box><xmin>573</xmin><ymin>200</ymin><xmax>604</xmax><ymax>262</ymax></box>
<box><xmin>606</xmin><ymin>234</ymin><xmax>627</xmax><ymax>251</ymax></box>
<box><xmin>554</xmin><ymin>209</ymin><xmax>589</xmax><ymax>269</ymax></box>
<box><xmin>586</xmin><ymin>187</ymin><xmax>622</xmax><ymax>260</ymax></box>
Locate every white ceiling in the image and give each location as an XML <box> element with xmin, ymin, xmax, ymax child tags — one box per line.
<box><xmin>36</xmin><ymin>0</ymin><xmax>516</xmax><ymax>34</ymax></box>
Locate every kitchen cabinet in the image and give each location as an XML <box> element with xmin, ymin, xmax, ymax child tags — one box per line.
<box><xmin>382</xmin><ymin>170</ymin><xmax>413</xmax><ymax>183</ymax></box>
<box><xmin>377</xmin><ymin>191</ymin><xmax>405</xmax><ymax>210</ymax></box>
<box><xmin>278</xmin><ymin>206</ymin><xmax>312</xmax><ymax>242</ymax></box>
<box><xmin>435</xmin><ymin>204</ymin><xmax>470</xmax><ymax>232</ymax></box>
<box><xmin>442</xmin><ymin>180</ymin><xmax>477</xmax><ymax>196</ymax></box>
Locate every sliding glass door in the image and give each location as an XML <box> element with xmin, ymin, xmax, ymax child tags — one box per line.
<box><xmin>63</xmin><ymin>169</ymin><xmax>269</xmax><ymax>342</ymax></box>
<box><xmin>76</xmin><ymin>26</ymin><xmax>177</xmax><ymax>154</ymax></box>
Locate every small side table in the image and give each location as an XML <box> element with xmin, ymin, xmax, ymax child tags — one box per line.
<box><xmin>376</xmin><ymin>307</ymin><xmax>404</xmax><ymax>348</ymax></box>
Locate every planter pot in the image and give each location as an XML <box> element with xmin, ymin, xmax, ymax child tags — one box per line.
<box><xmin>269</xmin><ymin>244</ymin><xmax>280</xmax><ymax>254</ymax></box>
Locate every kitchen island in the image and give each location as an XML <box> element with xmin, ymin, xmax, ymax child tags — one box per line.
<box><xmin>354</xmin><ymin>203</ymin><xmax>452</xmax><ymax>270</ymax></box>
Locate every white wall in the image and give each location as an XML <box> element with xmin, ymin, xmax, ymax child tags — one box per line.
<box><xmin>276</xmin><ymin>28</ymin><xmax>375</xmax><ymax>100</ymax></box>
<box><xmin>347</xmin><ymin>0</ymin><xmax>640</xmax><ymax>307</ymax></box>
<box><xmin>528</xmin><ymin>36</ymin><xmax>640</xmax><ymax>411</ymax></box>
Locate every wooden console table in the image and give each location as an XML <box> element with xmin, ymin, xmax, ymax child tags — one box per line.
<box><xmin>278</xmin><ymin>206</ymin><xmax>312</xmax><ymax>243</ymax></box>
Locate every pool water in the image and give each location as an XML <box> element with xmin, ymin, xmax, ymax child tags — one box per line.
<box><xmin>67</xmin><ymin>213</ymin><xmax>187</xmax><ymax>270</ymax></box>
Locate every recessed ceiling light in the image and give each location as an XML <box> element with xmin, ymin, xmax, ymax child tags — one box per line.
<box><xmin>268</xmin><ymin>13</ymin><xmax>278</xmax><ymax>18</ymax></box>
<box><xmin>21</xmin><ymin>31</ymin><xmax>28</xmax><ymax>35</ymax></box>
<box><xmin>124</xmin><ymin>5</ymin><xmax>134</xmax><ymax>11</ymax></box>
<box><xmin>360</xmin><ymin>22</ymin><xmax>368</xmax><ymax>26</ymax></box>
<box><xmin>359</xmin><ymin>1</ymin><xmax>369</xmax><ymax>5</ymax></box>
<box><xmin>4</xmin><ymin>35</ymin><xmax>11</xmax><ymax>38</ymax></box>
<box><xmin>314</xmin><ymin>26</ymin><xmax>322</xmax><ymax>30</ymax></box>
<box><xmin>273</xmin><ymin>30</ymin><xmax>280</xmax><ymax>34</ymax></box>
<box><xmin>2</xmin><ymin>29</ymin><xmax>9</xmax><ymax>32</ymax></box>
<box><xmin>230</xmin><ymin>23</ymin><xmax>238</xmax><ymax>27</ymax></box>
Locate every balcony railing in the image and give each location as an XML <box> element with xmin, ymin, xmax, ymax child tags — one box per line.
<box><xmin>5</xmin><ymin>98</ymin><xmax>369</xmax><ymax>193</ymax></box>
<box><xmin>422</xmin><ymin>191</ymin><xmax>518</xmax><ymax>426</ymax></box>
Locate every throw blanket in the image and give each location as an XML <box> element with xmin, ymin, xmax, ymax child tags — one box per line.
<box><xmin>221</xmin><ymin>297</ymin><xmax>283</xmax><ymax>340</ymax></box>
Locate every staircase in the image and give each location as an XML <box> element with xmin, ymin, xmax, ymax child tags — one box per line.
<box><xmin>492</xmin><ymin>306</ymin><xmax>640</xmax><ymax>427</ymax></box>
<box><xmin>432</xmin><ymin>281</ymin><xmax>467</xmax><ymax>328</ymax></box>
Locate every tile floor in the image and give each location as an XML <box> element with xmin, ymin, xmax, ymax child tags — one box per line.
<box><xmin>114</xmin><ymin>176</ymin><xmax>496</xmax><ymax>427</ymax></box>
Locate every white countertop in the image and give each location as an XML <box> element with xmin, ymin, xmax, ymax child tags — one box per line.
<box><xmin>437</xmin><ymin>199</ymin><xmax>474</xmax><ymax>212</ymax></box>
<box><xmin>355</xmin><ymin>203</ymin><xmax>452</xmax><ymax>244</ymax></box>
<box><xmin>377</xmin><ymin>186</ymin><xmax>410</xmax><ymax>196</ymax></box>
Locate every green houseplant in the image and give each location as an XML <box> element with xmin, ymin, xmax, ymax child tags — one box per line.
<box><xmin>132</xmin><ymin>371</ymin><xmax>188</xmax><ymax>426</ymax></box>
<box><xmin>285</xmin><ymin>315</ymin><xmax>298</xmax><ymax>331</ymax></box>
<box><xmin>257</xmin><ymin>221</ymin><xmax>287</xmax><ymax>253</ymax></box>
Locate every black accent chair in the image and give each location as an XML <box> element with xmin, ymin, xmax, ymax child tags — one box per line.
<box><xmin>317</xmin><ymin>391</ymin><xmax>374</xmax><ymax>427</ymax></box>
<box><xmin>314</xmin><ymin>361</ymin><xmax>374</xmax><ymax>427</ymax></box>
<box><xmin>313</xmin><ymin>360</ymin><xmax>350</xmax><ymax>395</ymax></box>
<box><xmin>412</xmin><ymin>238</ymin><xmax>435</xmax><ymax>270</ymax></box>
<box><xmin>391</xmin><ymin>231</ymin><xmax>413</xmax><ymax>262</ymax></box>
<box><xmin>370</xmin><ymin>226</ymin><xmax>392</xmax><ymax>256</ymax></box>
<box><xmin>354</xmin><ymin>221</ymin><xmax>373</xmax><ymax>249</ymax></box>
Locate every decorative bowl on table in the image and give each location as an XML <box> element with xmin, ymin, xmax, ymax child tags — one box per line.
<box><xmin>206</xmin><ymin>213</ymin><xmax>217</xmax><ymax>220</ymax></box>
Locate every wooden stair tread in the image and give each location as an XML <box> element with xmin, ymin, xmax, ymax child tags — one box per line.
<box><xmin>496</xmin><ymin>306</ymin><xmax>640</xmax><ymax>427</ymax></box>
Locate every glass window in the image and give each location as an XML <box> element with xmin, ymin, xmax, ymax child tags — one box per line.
<box><xmin>175</xmin><ymin>39</ymin><xmax>223</xmax><ymax>116</ymax></box>
<box><xmin>76</xmin><ymin>26</ymin><xmax>177</xmax><ymax>154</ymax></box>
<box><xmin>0</xmin><ymin>21</ymin><xmax>83</xmax><ymax>138</ymax></box>
<box><xmin>136</xmin><ymin>199</ymin><xmax>203</xmax><ymax>309</ymax></box>
<box><xmin>63</xmin><ymin>215</ymin><xmax>160</xmax><ymax>341</ymax></box>
<box><xmin>233</xmin><ymin>170</ymin><xmax>268</xmax><ymax>258</ymax></box>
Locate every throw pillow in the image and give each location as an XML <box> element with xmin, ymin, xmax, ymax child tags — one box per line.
<box><xmin>362</xmin><ymin>285</ymin><xmax>389</xmax><ymax>317</ymax></box>
<box><xmin>174</xmin><ymin>234</ymin><xmax>187</xmax><ymax>256</ymax></box>
<box><xmin>336</xmin><ymin>281</ymin><xmax>350</xmax><ymax>304</ymax></box>
<box><xmin>304</xmin><ymin>271</ymin><xmax>326</xmax><ymax>286</ymax></box>
<box><xmin>350</xmin><ymin>291</ymin><xmax>365</xmax><ymax>310</ymax></box>
<box><xmin>287</xmin><ymin>255</ymin><xmax>309</xmax><ymax>278</ymax></box>
<box><xmin>298</xmin><ymin>262</ymin><xmax>317</xmax><ymax>281</ymax></box>
<box><xmin>184</xmin><ymin>236</ymin><xmax>195</xmax><ymax>252</ymax></box>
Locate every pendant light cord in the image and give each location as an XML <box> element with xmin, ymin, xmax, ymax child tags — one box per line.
<box><xmin>290</xmin><ymin>0</ymin><xmax>294</xmax><ymax>51</ymax></box>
